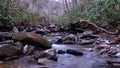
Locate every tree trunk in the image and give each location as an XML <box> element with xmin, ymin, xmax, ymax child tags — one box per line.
<box><xmin>71</xmin><ymin>0</ymin><xmax>78</xmax><ymax>7</ymax></box>
<box><xmin>64</xmin><ymin>0</ymin><xmax>69</xmax><ymax>11</ymax></box>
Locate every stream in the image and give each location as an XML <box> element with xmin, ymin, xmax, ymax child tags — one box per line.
<box><xmin>0</xmin><ymin>44</ymin><xmax>111</xmax><ymax>68</ymax></box>
<box><xmin>0</xmin><ymin>32</ymin><xmax>119</xmax><ymax>68</ymax></box>
<box><xmin>50</xmin><ymin>44</ymin><xmax>109</xmax><ymax>68</ymax></box>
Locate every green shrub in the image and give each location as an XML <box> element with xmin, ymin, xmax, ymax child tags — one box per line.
<box><xmin>56</xmin><ymin>0</ymin><xmax>120</xmax><ymax>26</ymax></box>
<box><xmin>0</xmin><ymin>0</ymin><xmax>39</xmax><ymax>26</ymax></box>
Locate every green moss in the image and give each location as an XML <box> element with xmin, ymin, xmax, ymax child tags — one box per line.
<box><xmin>12</xmin><ymin>32</ymin><xmax>52</xmax><ymax>48</ymax></box>
<box><xmin>63</xmin><ymin>40</ymin><xmax>74</xmax><ymax>44</ymax></box>
<box><xmin>12</xmin><ymin>33</ymin><xmax>27</xmax><ymax>40</ymax></box>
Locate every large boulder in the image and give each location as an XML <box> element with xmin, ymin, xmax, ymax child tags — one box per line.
<box><xmin>12</xmin><ymin>32</ymin><xmax>52</xmax><ymax>48</ymax></box>
<box><xmin>0</xmin><ymin>44</ymin><xmax>23</xmax><ymax>58</ymax></box>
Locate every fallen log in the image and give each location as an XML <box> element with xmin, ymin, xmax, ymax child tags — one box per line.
<box><xmin>80</xmin><ymin>19</ymin><xmax>118</xmax><ymax>35</ymax></box>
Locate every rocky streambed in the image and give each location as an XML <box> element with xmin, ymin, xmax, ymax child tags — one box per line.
<box><xmin>0</xmin><ymin>23</ymin><xmax>120</xmax><ymax>68</ymax></box>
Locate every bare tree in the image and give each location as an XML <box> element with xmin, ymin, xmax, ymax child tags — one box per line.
<box><xmin>64</xmin><ymin>0</ymin><xmax>69</xmax><ymax>11</ymax></box>
<box><xmin>71</xmin><ymin>0</ymin><xmax>78</xmax><ymax>7</ymax></box>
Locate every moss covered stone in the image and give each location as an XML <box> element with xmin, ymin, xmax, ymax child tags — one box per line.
<box><xmin>12</xmin><ymin>32</ymin><xmax>52</xmax><ymax>48</ymax></box>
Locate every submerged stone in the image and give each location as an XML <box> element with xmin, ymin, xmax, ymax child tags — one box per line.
<box><xmin>66</xmin><ymin>49</ymin><xmax>83</xmax><ymax>56</ymax></box>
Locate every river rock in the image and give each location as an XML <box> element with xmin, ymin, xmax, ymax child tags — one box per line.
<box><xmin>63</xmin><ymin>34</ymin><xmax>75</xmax><ymax>40</ymax></box>
<box><xmin>80</xmin><ymin>39</ymin><xmax>94</xmax><ymax>45</ymax></box>
<box><xmin>66</xmin><ymin>49</ymin><xmax>83</xmax><ymax>56</ymax></box>
<box><xmin>62</xmin><ymin>34</ymin><xmax>77</xmax><ymax>44</ymax></box>
<box><xmin>57</xmin><ymin>50</ymin><xmax>65</xmax><ymax>54</ymax></box>
<box><xmin>68</xmin><ymin>22</ymin><xmax>84</xmax><ymax>34</ymax></box>
<box><xmin>0</xmin><ymin>40</ymin><xmax>13</xmax><ymax>44</ymax></box>
<box><xmin>80</xmin><ymin>34</ymin><xmax>98</xmax><ymax>40</ymax></box>
<box><xmin>0</xmin><ymin>32</ymin><xmax>13</xmax><ymax>40</ymax></box>
<box><xmin>12</xmin><ymin>32</ymin><xmax>52</xmax><ymax>48</ymax></box>
<box><xmin>35</xmin><ymin>29</ymin><xmax>50</xmax><ymax>35</ymax></box>
<box><xmin>47</xmin><ymin>55</ymin><xmax>58</xmax><ymax>61</ymax></box>
<box><xmin>14</xmin><ymin>42</ymin><xmax>23</xmax><ymax>50</ymax></box>
<box><xmin>49</xmin><ymin>24</ymin><xmax>56</xmax><ymax>28</ymax></box>
<box><xmin>0</xmin><ymin>44</ymin><xmax>23</xmax><ymax>58</ymax></box>
<box><xmin>48</xmin><ymin>24</ymin><xmax>60</xmax><ymax>32</ymax></box>
<box><xmin>0</xmin><ymin>24</ymin><xmax>12</xmax><ymax>32</ymax></box>
<box><xmin>38</xmin><ymin>58</ymin><xmax>52</xmax><ymax>65</ymax></box>
<box><xmin>115</xmin><ymin>53</ymin><xmax>120</xmax><ymax>58</ymax></box>
<box><xmin>56</xmin><ymin>38</ymin><xmax>63</xmax><ymax>44</ymax></box>
<box><xmin>23</xmin><ymin>45</ymin><xmax>35</xmax><ymax>55</ymax></box>
<box><xmin>34</xmin><ymin>52</ymin><xmax>50</xmax><ymax>59</ymax></box>
<box><xmin>94</xmin><ymin>44</ymin><xmax>110</xmax><ymax>51</ymax></box>
<box><xmin>63</xmin><ymin>40</ymin><xmax>74</xmax><ymax>44</ymax></box>
<box><xmin>12</xmin><ymin>26</ymin><xmax>19</xmax><ymax>33</ymax></box>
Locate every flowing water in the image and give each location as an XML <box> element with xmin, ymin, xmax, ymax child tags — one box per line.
<box><xmin>48</xmin><ymin>44</ymin><xmax>109</xmax><ymax>68</ymax></box>
<box><xmin>0</xmin><ymin>34</ymin><xmax>115</xmax><ymax>68</ymax></box>
<box><xmin>0</xmin><ymin>44</ymin><xmax>110</xmax><ymax>68</ymax></box>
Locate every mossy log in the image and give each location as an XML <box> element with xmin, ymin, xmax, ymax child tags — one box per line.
<box><xmin>80</xmin><ymin>19</ymin><xmax>118</xmax><ymax>35</ymax></box>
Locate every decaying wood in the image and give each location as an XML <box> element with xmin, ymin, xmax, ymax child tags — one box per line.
<box><xmin>80</xmin><ymin>20</ymin><xmax>118</xmax><ymax>35</ymax></box>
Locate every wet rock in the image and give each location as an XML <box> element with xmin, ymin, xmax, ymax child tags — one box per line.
<box><xmin>14</xmin><ymin>42</ymin><xmax>23</xmax><ymax>50</ymax></box>
<box><xmin>93</xmin><ymin>45</ymin><xmax>111</xmax><ymax>55</ymax></box>
<box><xmin>12</xmin><ymin>32</ymin><xmax>52</xmax><ymax>48</ymax></box>
<box><xmin>63</xmin><ymin>40</ymin><xmax>74</xmax><ymax>44</ymax></box>
<box><xmin>80</xmin><ymin>39</ymin><xmax>94</xmax><ymax>45</ymax></box>
<box><xmin>47</xmin><ymin>55</ymin><xmax>58</xmax><ymax>61</ymax></box>
<box><xmin>2</xmin><ymin>56</ymin><xmax>41</xmax><ymax>68</ymax></box>
<box><xmin>94</xmin><ymin>44</ymin><xmax>110</xmax><ymax>51</ymax></box>
<box><xmin>0</xmin><ymin>40</ymin><xmax>13</xmax><ymax>44</ymax></box>
<box><xmin>66</xmin><ymin>49</ymin><xmax>83</xmax><ymax>56</ymax></box>
<box><xmin>99</xmin><ymin>48</ymin><xmax>110</xmax><ymax>54</ymax></box>
<box><xmin>93</xmin><ymin>44</ymin><xmax>119</xmax><ymax>57</ymax></box>
<box><xmin>35</xmin><ymin>29</ymin><xmax>50</xmax><ymax>35</ymax></box>
<box><xmin>68</xmin><ymin>22</ymin><xmax>85</xmax><ymax>34</ymax></box>
<box><xmin>57</xmin><ymin>50</ymin><xmax>65</xmax><ymax>54</ymax></box>
<box><xmin>56</xmin><ymin>38</ymin><xmax>63</xmax><ymax>44</ymax></box>
<box><xmin>23</xmin><ymin>45</ymin><xmax>35</xmax><ymax>55</ymax></box>
<box><xmin>12</xmin><ymin>26</ymin><xmax>19</xmax><ymax>33</ymax></box>
<box><xmin>24</xmin><ymin>26</ymin><xmax>34</xmax><ymax>32</ymax></box>
<box><xmin>34</xmin><ymin>52</ymin><xmax>50</xmax><ymax>59</ymax></box>
<box><xmin>49</xmin><ymin>38</ymin><xmax>60</xmax><ymax>44</ymax></box>
<box><xmin>47</xmin><ymin>49</ymin><xmax>58</xmax><ymax>61</ymax></box>
<box><xmin>38</xmin><ymin>58</ymin><xmax>53</xmax><ymax>65</ymax></box>
<box><xmin>38</xmin><ymin>49</ymin><xmax>58</xmax><ymax>61</ymax></box>
<box><xmin>0</xmin><ymin>32</ymin><xmax>13</xmax><ymax>40</ymax></box>
<box><xmin>106</xmin><ymin>59</ymin><xmax>120</xmax><ymax>67</ymax></box>
<box><xmin>99</xmin><ymin>44</ymin><xmax>110</xmax><ymax>48</ymax></box>
<box><xmin>63</xmin><ymin>34</ymin><xmax>75</xmax><ymax>40</ymax></box>
<box><xmin>48</xmin><ymin>24</ymin><xmax>60</xmax><ymax>32</ymax></box>
<box><xmin>49</xmin><ymin>24</ymin><xmax>56</xmax><ymax>28</ymax></box>
<box><xmin>5</xmin><ymin>56</ymin><xmax>19</xmax><ymax>61</ymax></box>
<box><xmin>107</xmin><ymin>47</ymin><xmax>118</xmax><ymax>56</ymax></box>
<box><xmin>92</xmin><ymin>60</ymin><xmax>109</xmax><ymax>68</ymax></box>
<box><xmin>83</xmin><ymin>31</ymin><xmax>93</xmax><ymax>35</ymax></box>
<box><xmin>62</xmin><ymin>34</ymin><xmax>77</xmax><ymax>44</ymax></box>
<box><xmin>115</xmin><ymin>53</ymin><xmax>120</xmax><ymax>58</ymax></box>
<box><xmin>0</xmin><ymin>44</ymin><xmax>23</xmax><ymax>58</ymax></box>
<box><xmin>80</xmin><ymin>34</ymin><xmax>98</xmax><ymax>40</ymax></box>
